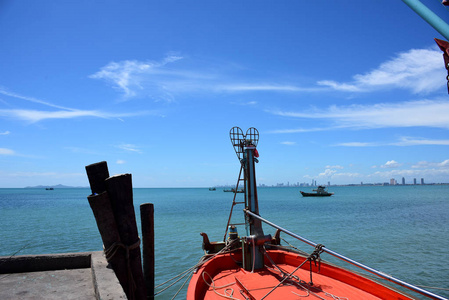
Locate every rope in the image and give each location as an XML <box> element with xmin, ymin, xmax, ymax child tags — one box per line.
<box><xmin>202</xmin><ymin>271</ymin><xmax>240</xmax><ymax>300</ymax></box>
<box><xmin>170</xmin><ymin>271</ymin><xmax>193</xmax><ymax>300</ymax></box>
<box><xmin>308</xmin><ymin>244</ymin><xmax>325</xmax><ymax>285</ymax></box>
<box><xmin>0</xmin><ymin>243</ymin><xmax>31</xmax><ymax>281</ymax></box>
<box><xmin>260</xmin><ymin>253</ymin><xmax>310</xmax><ymax>299</ymax></box>
<box><xmin>154</xmin><ymin>239</ymin><xmax>240</xmax><ymax>297</ymax></box>
<box><xmin>103</xmin><ymin>238</ymin><xmax>140</xmax><ymax>300</ymax></box>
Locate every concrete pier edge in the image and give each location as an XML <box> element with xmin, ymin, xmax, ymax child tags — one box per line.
<box><xmin>0</xmin><ymin>251</ymin><xmax>127</xmax><ymax>299</ymax></box>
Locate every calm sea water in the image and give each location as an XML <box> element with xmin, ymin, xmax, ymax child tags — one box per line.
<box><xmin>0</xmin><ymin>186</ymin><xmax>448</xmax><ymax>299</ymax></box>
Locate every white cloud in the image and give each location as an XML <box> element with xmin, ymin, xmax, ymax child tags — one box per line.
<box><xmin>280</xmin><ymin>141</ymin><xmax>296</xmax><ymax>145</ymax></box>
<box><xmin>412</xmin><ymin>160</ymin><xmax>449</xmax><ymax>169</ymax></box>
<box><xmin>319</xmin><ymin>169</ymin><xmax>337</xmax><ymax>177</ymax></box>
<box><xmin>0</xmin><ymin>88</ymin><xmax>74</xmax><ymax>110</ymax></box>
<box><xmin>336</xmin><ymin>136</ymin><xmax>449</xmax><ymax>147</ymax></box>
<box><xmin>316</xmin><ymin>80</ymin><xmax>361</xmax><ymax>92</ymax></box>
<box><xmin>116</xmin><ymin>160</ymin><xmax>126</xmax><ymax>164</ymax></box>
<box><xmin>325</xmin><ymin>165</ymin><xmax>344</xmax><ymax>169</ymax></box>
<box><xmin>267</xmin><ymin>126</ymin><xmax>336</xmax><ymax>134</ymax></box>
<box><xmin>0</xmin><ymin>109</ymin><xmax>148</xmax><ymax>123</ymax></box>
<box><xmin>0</xmin><ymin>148</ymin><xmax>14</xmax><ymax>155</ymax></box>
<box><xmin>87</xmin><ymin>46</ymin><xmax>444</xmax><ymax>103</ymax></box>
<box><xmin>380</xmin><ymin>160</ymin><xmax>401</xmax><ymax>168</ymax></box>
<box><xmin>271</xmin><ymin>99</ymin><xmax>449</xmax><ymax>130</ymax></box>
<box><xmin>0</xmin><ymin>131</ymin><xmax>10</xmax><ymax>135</ymax></box>
<box><xmin>90</xmin><ymin>55</ymin><xmax>185</xmax><ymax>100</ymax></box>
<box><xmin>0</xmin><ymin>89</ymin><xmax>155</xmax><ymax>123</ymax></box>
<box><xmin>90</xmin><ymin>56</ymin><xmax>322</xmax><ymax>101</ymax></box>
<box><xmin>318</xmin><ymin>47</ymin><xmax>445</xmax><ymax>94</ymax></box>
<box><xmin>391</xmin><ymin>136</ymin><xmax>449</xmax><ymax>146</ymax></box>
<box><xmin>116</xmin><ymin>144</ymin><xmax>142</xmax><ymax>153</ymax></box>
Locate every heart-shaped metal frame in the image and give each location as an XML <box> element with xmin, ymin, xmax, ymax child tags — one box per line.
<box><xmin>230</xmin><ymin>127</ymin><xmax>259</xmax><ymax>160</ymax></box>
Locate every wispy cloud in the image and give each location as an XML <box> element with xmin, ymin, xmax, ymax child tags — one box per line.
<box><xmin>318</xmin><ymin>169</ymin><xmax>337</xmax><ymax>177</ymax></box>
<box><xmin>221</xmin><ymin>84</ymin><xmax>313</xmax><ymax>92</ymax></box>
<box><xmin>90</xmin><ymin>54</ymin><xmax>185</xmax><ymax>100</ymax></box>
<box><xmin>116</xmin><ymin>143</ymin><xmax>142</xmax><ymax>153</ymax></box>
<box><xmin>280</xmin><ymin>141</ymin><xmax>296</xmax><ymax>145</ymax></box>
<box><xmin>0</xmin><ymin>148</ymin><xmax>15</xmax><ymax>155</ymax></box>
<box><xmin>391</xmin><ymin>136</ymin><xmax>449</xmax><ymax>146</ymax></box>
<box><xmin>412</xmin><ymin>160</ymin><xmax>449</xmax><ymax>169</ymax></box>
<box><xmin>0</xmin><ymin>109</ymin><xmax>148</xmax><ymax>123</ymax></box>
<box><xmin>0</xmin><ymin>88</ymin><xmax>74</xmax><ymax>110</ymax></box>
<box><xmin>0</xmin><ymin>131</ymin><xmax>10</xmax><ymax>135</ymax></box>
<box><xmin>335</xmin><ymin>136</ymin><xmax>449</xmax><ymax>147</ymax></box>
<box><xmin>317</xmin><ymin>47</ymin><xmax>444</xmax><ymax>94</ymax></box>
<box><xmin>325</xmin><ymin>165</ymin><xmax>344</xmax><ymax>169</ymax></box>
<box><xmin>89</xmin><ymin>46</ymin><xmax>443</xmax><ymax>102</ymax></box>
<box><xmin>0</xmin><ymin>89</ymin><xmax>154</xmax><ymax>123</ymax></box>
<box><xmin>90</xmin><ymin>56</ymin><xmax>320</xmax><ymax>101</ymax></box>
<box><xmin>270</xmin><ymin>99</ymin><xmax>449</xmax><ymax>130</ymax></box>
<box><xmin>267</xmin><ymin>126</ymin><xmax>338</xmax><ymax>134</ymax></box>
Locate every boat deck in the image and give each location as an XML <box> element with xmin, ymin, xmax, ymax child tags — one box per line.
<box><xmin>188</xmin><ymin>250</ymin><xmax>413</xmax><ymax>300</ymax></box>
<box><xmin>203</xmin><ymin>264</ymin><xmax>391</xmax><ymax>299</ymax></box>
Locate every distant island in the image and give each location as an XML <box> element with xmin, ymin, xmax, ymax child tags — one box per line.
<box><xmin>24</xmin><ymin>184</ymin><xmax>88</xmax><ymax>189</ymax></box>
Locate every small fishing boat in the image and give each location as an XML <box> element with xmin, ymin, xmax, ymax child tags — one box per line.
<box><xmin>186</xmin><ymin>127</ymin><xmax>446</xmax><ymax>300</ymax></box>
<box><xmin>223</xmin><ymin>188</ymin><xmax>245</xmax><ymax>193</ymax></box>
<box><xmin>209</xmin><ymin>187</ymin><xmax>216</xmax><ymax>191</ymax></box>
<box><xmin>300</xmin><ymin>185</ymin><xmax>333</xmax><ymax>197</ymax></box>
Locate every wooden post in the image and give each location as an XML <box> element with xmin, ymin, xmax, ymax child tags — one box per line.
<box><xmin>140</xmin><ymin>203</ymin><xmax>155</xmax><ymax>299</ymax></box>
<box><xmin>85</xmin><ymin>161</ymin><xmax>109</xmax><ymax>194</ymax></box>
<box><xmin>105</xmin><ymin>174</ymin><xmax>147</xmax><ymax>300</ymax></box>
<box><xmin>86</xmin><ymin>162</ymin><xmax>131</xmax><ymax>297</ymax></box>
<box><xmin>87</xmin><ymin>192</ymin><xmax>129</xmax><ymax>290</ymax></box>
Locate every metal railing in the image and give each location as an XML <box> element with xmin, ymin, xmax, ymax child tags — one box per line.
<box><xmin>244</xmin><ymin>209</ymin><xmax>448</xmax><ymax>300</ymax></box>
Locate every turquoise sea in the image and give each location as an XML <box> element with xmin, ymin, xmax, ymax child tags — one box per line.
<box><xmin>1</xmin><ymin>186</ymin><xmax>448</xmax><ymax>299</ymax></box>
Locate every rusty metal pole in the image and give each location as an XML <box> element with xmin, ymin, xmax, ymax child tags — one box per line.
<box><xmin>140</xmin><ymin>203</ymin><xmax>155</xmax><ymax>300</ymax></box>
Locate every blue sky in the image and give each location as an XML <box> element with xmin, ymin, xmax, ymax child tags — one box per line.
<box><xmin>1</xmin><ymin>0</ymin><xmax>449</xmax><ymax>188</ymax></box>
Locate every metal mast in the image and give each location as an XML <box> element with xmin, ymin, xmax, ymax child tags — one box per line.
<box><xmin>228</xmin><ymin>127</ymin><xmax>270</xmax><ymax>271</ymax></box>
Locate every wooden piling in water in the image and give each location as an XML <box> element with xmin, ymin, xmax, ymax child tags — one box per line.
<box><xmin>140</xmin><ymin>203</ymin><xmax>155</xmax><ymax>299</ymax></box>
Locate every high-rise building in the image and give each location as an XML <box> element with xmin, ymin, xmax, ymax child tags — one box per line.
<box><xmin>402</xmin><ymin>177</ymin><xmax>405</xmax><ymax>185</ymax></box>
<box><xmin>413</xmin><ymin>178</ymin><xmax>417</xmax><ymax>185</ymax></box>
<box><xmin>390</xmin><ymin>178</ymin><xmax>397</xmax><ymax>185</ymax></box>
<box><xmin>421</xmin><ymin>178</ymin><xmax>424</xmax><ymax>185</ymax></box>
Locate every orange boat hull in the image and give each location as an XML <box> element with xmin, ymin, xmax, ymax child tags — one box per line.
<box><xmin>187</xmin><ymin>249</ymin><xmax>412</xmax><ymax>300</ymax></box>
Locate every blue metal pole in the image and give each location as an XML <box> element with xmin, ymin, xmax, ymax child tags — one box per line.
<box><xmin>402</xmin><ymin>0</ymin><xmax>449</xmax><ymax>41</ymax></box>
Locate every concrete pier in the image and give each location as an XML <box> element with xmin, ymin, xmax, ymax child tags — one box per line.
<box><xmin>0</xmin><ymin>251</ymin><xmax>126</xmax><ymax>299</ymax></box>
